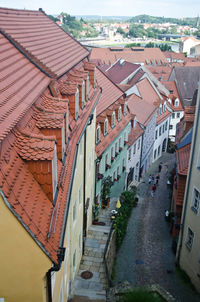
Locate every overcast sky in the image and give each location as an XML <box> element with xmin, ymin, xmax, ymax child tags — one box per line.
<box><xmin>1</xmin><ymin>0</ymin><xmax>200</xmax><ymax>18</ymax></box>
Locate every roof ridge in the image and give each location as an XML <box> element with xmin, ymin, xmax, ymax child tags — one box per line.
<box><xmin>0</xmin><ymin>28</ymin><xmax>56</xmax><ymax>78</ymax></box>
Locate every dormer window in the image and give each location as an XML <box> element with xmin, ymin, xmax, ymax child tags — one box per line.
<box><xmin>175</xmin><ymin>99</ymin><xmax>179</xmax><ymax>107</ymax></box>
<box><xmin>75</xmin><ymin>88</ymin><xmax>79</xmax><ymax>120</ymax></box>
<box><xmin>86</xmin><ymin>75</ymin><xmax>89</xmax><ymax>101</ymax></box>
<box><xmin>118</xmin><ymin>107</ymin><xmax>122</xmax><ymax>122</ymax></box>
<box><xmin>104</xmin><ymin>118</ymin><xmax>108</xmax><ymax>136</ymax></box>
<box><xmin>96</xmin><ymin>125</ymin><xmax>100</xmax><ymax>144</ymax></box>
<box><xmin>52</xmin><ymin>145</ymin><xmax>58</xmax><ymax>200</ymax></box>
<box><xmin>163</xmin><ymin>103</ymin><xmax>166</xmax><ymax>113</ymax></box>
<box><xmin>159</xmin><ymin>106</ymin><xmax>162</xmax><ymax>116</ymax></box>
<box><xmin>66</xmin><ymin>108</ymin><xmax>69</xmax><ymax>145</ymax></box>
<box><xmin>124</xmin><ymin>102</ymin><xmax>127</xmax><ymax>116</ymax></box>
<box><xmin>112</xmin><ymin>111</ymin><xmax>116</xmax><ymax>128</ymax></box>
<box><xmin>82</xmin><ymin>80</ymin><xmax>85</xmax><ymax>109</ymax></box>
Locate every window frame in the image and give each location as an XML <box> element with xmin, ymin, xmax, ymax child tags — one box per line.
<box><xmin>185</xmin><ymin>227</ymin><xmax>194</xmax><ymax>251</ymax></box>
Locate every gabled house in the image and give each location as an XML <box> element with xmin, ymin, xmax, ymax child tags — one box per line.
<box><xmin>95</xmin><ymin>68</ymin><xmax>130</xmax><ymax>206</ymax></box>
<box><xmin>176</xmin><ymin>86</ymin><xmax>200</xmax><ymax>293</ymax></box>
<box><xmin>0</xmin><ymin>7</ymin><xmax>101</xmax><ymax>302</ymax></box>
<box><xmin>179</xmin><ymin>36</ymin><xmax>200</xmax><ymax>56</ymax></box>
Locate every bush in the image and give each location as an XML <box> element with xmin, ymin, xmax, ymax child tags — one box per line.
<box><xmin>119</xmin><ymin>288</ymin><xmax>164</xmax><ymax>302</ymax></box>
<box><xmin>113</xmin><ymin>191</ymin><xmax>136</xmax><ymax>249</ymax></box>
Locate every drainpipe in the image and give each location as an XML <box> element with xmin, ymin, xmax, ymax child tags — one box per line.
<box><xmin>176</xmin><ymin>86</ymin><xmax>200</xmax><ymax>265</ymax></box>
<box><xmin>83</xmin><ymin>129</ymin><xmax>87</xmax><ymax>254</ymax></box>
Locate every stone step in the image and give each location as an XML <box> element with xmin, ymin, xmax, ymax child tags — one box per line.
<box><xmin>73</xmin><ymin>288</ymin><xmax>106</xmax><ymax>300</ymax></box>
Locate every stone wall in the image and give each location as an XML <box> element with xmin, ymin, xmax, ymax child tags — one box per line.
<box><xmin>105</xmin><ymin>228</ymin><xmax>116</xmax><ymax>281</ymax></box>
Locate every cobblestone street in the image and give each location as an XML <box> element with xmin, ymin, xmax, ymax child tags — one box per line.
<box><xmin>113</xmin><ymin>152</ymin><xmax>200</xmax><ymax>302</ymax></box>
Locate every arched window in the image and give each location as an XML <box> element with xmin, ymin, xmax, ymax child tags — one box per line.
<box><xmin>104</xmin><ymin>118</ymin><xmax>108</xmax><ymax>136</ymax></box>
<box><xmin>112</xmin><ymin>111</ymin><xmax>115</xmax><ymax>128</ymax></box>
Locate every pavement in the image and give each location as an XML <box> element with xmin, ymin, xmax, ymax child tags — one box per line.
<box><xmin>113</xmin><ymin>152</ymin><xmax>200</xmax><ymax>302</ymax></box>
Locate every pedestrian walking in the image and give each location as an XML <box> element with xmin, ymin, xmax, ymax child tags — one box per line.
<box><xmin>156</xmin><ymin>174</ymin><xmax>160</xmax><ymax>185</ymax></box>
<box><xmin>148</xmin><ymin>175</ymin><xmax>152</xmax><ymax>184</ymax></box>
<box><xmin>151</xmin><ymin>184</ymin><xmax>156</xmax><ymax>197</ymax></box>
<box><xmin>158</xmin><ymin>163</ymin><xmax>162</xmax><ymax>172</ymax></box>
<box><xmin>151</xmin><ymin>175</ymin><xmax>155</xmax><ymax>183</ymax></box>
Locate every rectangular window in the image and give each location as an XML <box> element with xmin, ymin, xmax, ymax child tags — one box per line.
<box><xmin>73</xmin><ymin>200</ymin><xmax>76</xmax><ymax>221</ymax></box>
<box><xmin>169</xmin><ymin>125</ymin><xmax>173</xmax><ymax>130</ymax></box>
<box><xmin>133</xmin><ymin>143</ymin><xmax>136</xmax><ymax>154</ymax></box>
<box><xmin>172</xmin><ymin>113</ymin><xmax>175</xmax><ymax>119</ymax></box>
<box><xmin>104</xmin><ymin>119</ymin><xmax>108</xmax><ymax>136</ymax></box>
<box><xmin>186</xmin><ymin>227</ymin><xmax>194</xmax><ymax>251</ymax></box>
<box><xmin>112</xmin><ymin>112</ymin><xmax>115</xmax><ymax>128</ymax></box>
<box><xmin>138</xmin><ymin>138</ymin><xmax>140</xmax><ymax>150</ymax></box>
<box><xmin>155</xmin><ymin>130</ymin><xmax>158</xmax><ymax>140</ymax></box>
<box><xmin>177</xmin><ymin>112</ymin><xmax>180</xmax><ymax>118</ymax></box>
<box><xmin>115</xmin><ymin>142</ymin><xmax>118</xmax><ymax>155</ymax></box>
<box><xmin>159</xmin><ymin>127</ymin><xmax>162</xmax><ymax>136</ymax></box>
<box><xmin>96</xmin><ymin>126</ymin><xmax>100</xmax><ymax>144</ymax></box>
<box><xmin>128</xmin><ymin>149</ymin><xmax>131</xmax><ymax>160</ymax></box>
<box><xmin>73</xmin><ymin>250</ymin><xmax>76</xmax><ymax>270</ymax></box>
<box><xmin>191</xmin><ymin>188</ymin><xmax>200</xmax><ymax>214</ymax></box>
<box><xmin>75</xmin><ymin>89</ymin><xmax>79</xmax><ymax>120</ymax></box>
<box><xmin>165</xmin><ymin>121</ymin><xmax>168</xmax><ymax>131</ymax></box>
<box><xmin>162</xmin><ymin>124</ymin><xmax>165</xmax><ymax>133</ymax></box>
<box><xmin>105</xmin><ymin>153</ymin><xmax>108</xmax><ymax>170</ymax></box>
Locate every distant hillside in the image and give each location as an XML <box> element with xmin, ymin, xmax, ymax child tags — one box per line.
<box><xmin>129</xmin><ymin>14</ymin><xmax>198</xmax><ymax>26</ymax></box>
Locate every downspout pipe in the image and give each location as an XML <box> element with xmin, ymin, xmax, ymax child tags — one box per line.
<box><xmin>176</xmin><ymin>85</ymin><xmax>200</xmax><ymax>265</ymax></box>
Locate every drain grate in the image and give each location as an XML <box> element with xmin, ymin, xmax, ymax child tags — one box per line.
<box><xmin>81</xmin><ymin>270</ymin><xmax>93</xmax><ymax>279</ymax></box>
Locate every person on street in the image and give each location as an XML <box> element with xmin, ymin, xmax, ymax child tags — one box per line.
<box><xmin>156</xmin><ymin>175</ymin><xmax>160</xmax><ymax>185</ymax></box>
<box><xmin>158</xmin><ymin>163</ymin><xmax>162</xmax><ymax>172</ymax></box>
<box><xmin>151</xmin><ymin>184</ymin><xmax>156</xmax><ymax>197</ymax></box>
<box><xmin>148</xmin><ymin>175</ymin><xmax>152</xmax><ymax>184</ymax></box>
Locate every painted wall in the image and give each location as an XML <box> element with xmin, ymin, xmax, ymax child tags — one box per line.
<box><xmin>52</xmin><ymin>110</ymin><xmax>97</xmax><ymax>302</ymax></box>
<box><xmin>140</xmin><ymin>112</ymin><xmax>157</xmax><ymax>175</ymax></box>
<box><xmin>0</xmin><ymin>194</ymin><xmax>51</xmax><ymax>302</ymax></box>
<box><xmin>96</xmin><ymin>122</ymin><xmax>130</xmax><ymax>204</ymax></box>
<box><xmin>177</xmin><ymin>93</ymin><xmax>200</xmax><ymax>292</ymax></box>
<box><xmin>169</xmin><ymin>110</ymin><xmax>184</xmax><ymax>142</ymax></box>
<box><xmin>153</xmin><ymin>117</ymin><xmax>170</xmax><ymax>163</ymax></box>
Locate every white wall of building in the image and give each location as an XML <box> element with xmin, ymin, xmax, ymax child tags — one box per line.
<box><xmin>153</xmin><ymin>117</ymin><xmax>170</xmax><ymax>163</ymax></box>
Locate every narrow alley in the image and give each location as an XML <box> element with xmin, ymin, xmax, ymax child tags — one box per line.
<box><xmin>113</xmin><ymin>152</ymin><xmax>200</xmax><ymax>302</ymax></box>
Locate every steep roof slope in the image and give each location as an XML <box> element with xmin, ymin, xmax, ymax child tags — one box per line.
<box><xmin>0</xmin><ymin>7</ymin><xmax>89</xmax><ymax>78</ymax></box>
<box><xmin>105</xmin><ymin>60</ymin><xmax>140</xmax><ymax>83</ymax></box>
<box><xmin>0</xmin><ymin>33</ymin><xmax>50</xmax><ymax>142</ymax></box>
<box><xmin>96</xmin><ymin>68</ymin><xmax>124</xmax><ymax>116</ymax></box>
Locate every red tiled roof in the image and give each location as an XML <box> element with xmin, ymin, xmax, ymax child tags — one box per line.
<box><xmin>136</xmin><ymin>78</ymin><xmax>161</xmax><ymax>105</ymax></box>
<box><xmin>14</xmin><ymin>128</ymin><xmax>56</xmax><ymax>161</ymax></box>
<box><xmin>0</xmin><ymin>33</ymin><xmax>50</xmax><ymax>142</ymax></box>
<box><xmin>164</xmin><ymin>51</ymin><xmax>185</xmax><ymax>61</ymax></box>
<box><xmin>96</xmin><ymin>68</ymin><xmax>124</xmax><ymax>116</ymax></box>
<box><xmin>176</xmin><ymin>143</ymin><xmax>191</xmax><ymax>175</ymax></box>
<box><xmin>105</xmin><ymin>60</ymin><xmax>140</xmax><ymax>83</ymax></box>
<box><xmin>127</xmin><ymin>94</ymin><xmax>157</xmax><ymax>126</ymax></box>
<box><xmin>0</xmin><ymin>7</ymin><xmax>89</xmax><ymax>77</ymax></box>
<box><xmin>128</xmin><ymin>123</ymin><xmax>144</xmax><ymax>146</ymax></box>
<box><xmin>146</xmin><ymin>65</ymin><xmax>172</xmax><ymax>81</ymax></box>
<box><xmin>90</xmin><ymin>47</ymin><xmax>168</xmax><ymax>66</ymax></box>
<box><xmin>156</xmin><ymin>109</ymin><xmax>171</xmax><ymax>125</ymax></box>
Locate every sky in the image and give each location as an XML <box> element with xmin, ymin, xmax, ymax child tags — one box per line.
<box><xmin>0</xmin><ymin>0</ymin><xmax>200</xmax><ymax>18</ymax></box>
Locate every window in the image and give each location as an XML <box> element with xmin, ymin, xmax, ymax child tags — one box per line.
<box><xmin>163</xmin><ymin>104</ymin><xmax>166</xmax><ymax>113</ymax></box>
<box><xmin>128</xmin><ymin>149</ymin><xmax>131</xmax><ymax>160</ymax></box>
<box><xmin>172</xmin><ymin>113</ymin><xmax>175</xmax><ymax>119</ymax></box>
<box><xmin>186</xmin><ymin>227</ymin><xmax>194</xmax><ymax>251</ymax></box>
<box><xmin>177</xmin><ymin>112</ymin><xmax>180</xmax><ymax>118</ymax></box>
<box><xmin>175</xmin><ymin>99</ymin><xmax>179</xmax><ymax>107</ymax></box>
<box><xmin>104</xmin><ymin>119</ymin><xmax>108</xmax><ymax>136</ymax></box>
<box><xmin>119</xmin><ymin>138</ymin><xmax>122</xmax><ymax>150</ymax></box>
<box><xmin>138</xmin><ymin>138</ymin><xmax>140</xmax><ymax>150</ymax></box>
<box><xmin>124</xmin><ymin>103</ymin><xmax>127</xmax><ymax>116</ymax></box>
<box><xmin>73</xmin><ymin>200</ymin><xmax>77</xmax><ymax>221</ymax></box>
<box><xmin>158</xmin><ymin>145</ymin><xmax>161</xmax><ymax>156</ymax></box>
<box><xmin>82</xmin><ymin>80</ymin><xmax>85</xmax><ymax>109</ymax></box>
<box><xmin>133</xmin><ymin>143</ymin><xmax>136</xmax><ymax>155</ymax></box>
<box><xmin>162</xmin><ymin>124</ymin><xmax>165</xmax><ymax>133</ymax></box>
<box><xmin>165</xmin><ymin>121</ymin><xmax>168</xmax><ymax>131</ymax></box>
<box><xmin>113</xmin><ymin>170</ymin><xmax>116</xmax><ymax>181</ymax></box>
<box><xmin>154</xmin><ymin>149</ymin><xmax>157</xmax><ymax>159</ymax></box>
<box><xmin>115</xmin><ymin>142</ymin><xmax>118</xmax><ymax>155</ymax></box>
<box><xmin>191</xmin><ymin>188</ymin><xmax>200</xmax><ymax>214</ymax></box>
<box><xmin>73</xmin><ymin>250</ymin><xmax>76</xmax><ymax>270</ymax></box>
<box><xmin>86</xmin><ymin>76</ymin><xmax>89</xmax><ymax>101</ymax></box>
<box><xmin>159</xmin><ymin>107</ymin><xmax>162</xmax><ymax>116</ymax></box>
<box><xmin>133</xmin><ymin>117</ymin><xmax>136</xmax><ymax>128</ymax></box>
<box><xmin>111</xmin><ymin>147</ymin><xmax>114</xmax><ymax>160</ymax></box>
<box><xmin>105</xmin><ymin>153</ymin><xmax>108</xmax><ymax>170</ymax></box>
<box><xmin>96</xmin><ymin>125</ymin><xmax>100</xmax><ymax>144</ymax></box>
<box><xmin>112</xmin><ymin>111</ymin><xmax>115</xmax><ymax>128</ymax></box>
<box><xmin>159</xmin><ymin>127</ymin><xmax>162</xmax><ymax>136</ymax></box>
<box><xmin>118</xmin><ymin>107</ymin><xmax>122</xmax><ymax>121</ymax></box>
<box><xmin>169</xmin><ymin>125</ymin><xmax>173</xmax><ymax>130</ymax></box>
<box><xmin>75</xmin><ymin>89</ymin><xmax>79</xmax><ymax>120</ymax></box>
<box><xmin>155</xmin><ymin>130</ymin><xmax>158</xmax><ymax>140</ymax></box>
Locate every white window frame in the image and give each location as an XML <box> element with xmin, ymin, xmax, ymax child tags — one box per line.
<box><xmin>82</xmin><ymin>80</ymin><xmax>85</xmax><ymax>109</ymax></box>
<box><xmin>75</xmin><ymin>88</ymin><xmax>79</xmax><ymax>120</ymax></box>
<box><xmin>112</xmin><ymin>111</ymin><xmax>116</xmax><ymax>128</ymax></box>
<box><xmin>185</xmin><ymin>227</ymin><xmax>194</xmax><ymax>251</ymax></box>
<box><xmin>118</xmin><ymin>106</ymin><xmax>122</xmax><ymax>121</ymax></box>
<box><xmin>175</xmin><ymin>99</ymin><xmax>179</xmax><ymax>107</ymax></box>
<box><xmin>104</xmin><ymin>118</ymin><xmax>108</xmax><ymax>136</ymax></box>
<box><xmin>191</xmin><ymin>187</ymin><xmax>200</xmax><ymax>214</ymax></box>
<box><xmin>172</xmin><ymin>113</ymin><xmax>175</xmax><ymax>119</ymax></box>
<box><xmin>96</xmin><ymin>125</ymin><xmax>100</xmax><ymax>144</ymax></box>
